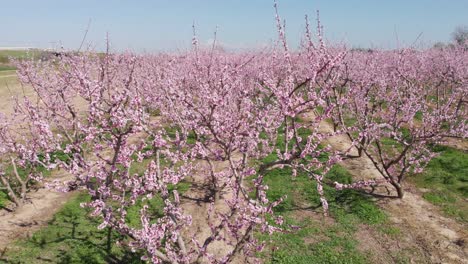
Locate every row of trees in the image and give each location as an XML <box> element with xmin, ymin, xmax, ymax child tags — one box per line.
<box><xmin>432</xmin><ymin>26</ymin><xmax>467</xmax><ymax>50</ymax></box>
<box><xmin>0</xmin><ymin>10</ymin><xmax>466</xmax><ymax>264</ymax></box>
<box><xmin>330</xmin><ymin>46</ymin><xmax>467</xmax><ymax>197</ymax></box>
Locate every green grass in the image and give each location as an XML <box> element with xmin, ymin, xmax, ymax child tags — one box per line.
<box><xmin>1</xmin><ymin>193</ymin><xmax>144</xmax><ymax>264</ymax></box>
<box><xmin>0</xmin><ymin>191</ymin><xmax>8</xmax><ymax>208</ymax></box>
<box><xmin>260</xmin><ymin>216</ymin><xmax>367</xmax><ymax>264</ymax></box>
<box><xmin>0</xmin><ymin>69</ymin><xmax>15</xmax><ymax>76</ymax></box>
<box><xmin>1</xmin><ymin>181</ymin><xmax>190</xmax><ymax>264</ymax></box>
<box><xmin>1</xmin><ymin>163</ymin><xmax>190</xmax><ymax>263</ymax></box>
<box><xmin>409</xmin><ymin>145</ymin><xmax>468</xmax><ymax>223</ymax></box>
<box><xmin>257</xmin><ymin>165</ymin><xmax>392</xmax><ymax>263</ymax></box>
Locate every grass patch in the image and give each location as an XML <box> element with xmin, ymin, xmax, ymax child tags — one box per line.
<box><xmin>260</xmin><ymin>217</ymin><xmax>366</xmax><ymax>264</ymax></box>
<box><xmin>0</xmin><ymin>191</ymin><xmax>8</xmax><ymax>208</ymax></box>
<box><xmin>1</xmin><ymin>192</ymin><xmax>144</xmax><ymax>264</ymax></box>
<box><xmin>409</xmin><ymin>145</ymin><xmax>468</xmax><ymax>222</ymax></box>
<box><xmin>258</xmin><ymin>164</ymin><xmax>390</xmax><ymax>263</ymax></box>
<box><xmin>1</xmin><ymin>167</ymin><xmax>190</xmax><ymax>263</ymax></box>
<box><xmin>256</xmin><ymin>119</ymin><xmax>393</xmax><ymax>263</ymax></box>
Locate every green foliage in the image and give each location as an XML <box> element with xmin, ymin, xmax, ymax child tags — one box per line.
<box><xmin>378</xmin><ymin>137</ymin><xmax>404</xmax><ymax>153</ymax></box>
<box><xmin>343</xmin><ymin>116</ymin><xmax>358</xmax><ymax>127</ymax></box>
<box><xmin>261</xmin><ymin>121</ymin><xmax>314</xmax><ymax>164</ymax></box>
<box><xmin>163</xmin><ymin>126</ymin><xmax>197</xmax><ymax>145</ymax></box>
<box><xmin>414</xmin><ymin>111</ymin><xmax>423</xmax><ymax>121</ymax></box>
<box><xmin>125</xmin><ymin>180</ymin><xmax>190</xmax><ymax>229</ymax></box>
<box><xmin>37</xmin><ymin>149</ymin><xmax>73</xmax><ymax>165</ymax></box>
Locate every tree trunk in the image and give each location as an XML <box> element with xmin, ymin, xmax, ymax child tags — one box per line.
<box><xmin>11</xmin><ymin>158</ymin><xmax>28</xmax><ymax>205</ymax></box>
<box><xmin>0</xmin><ymin>175</ymin><xmax>22</xmax><ymax>208</ymax></box>
<box><xmin>391</xmin><ymin>181</ymin><xmax>404</xmax><ymax>198</ymax></box>
<box><xmin>106</xmin><ymin>226</ymin><xmax>113</xmax><ymax>255</ymax></box>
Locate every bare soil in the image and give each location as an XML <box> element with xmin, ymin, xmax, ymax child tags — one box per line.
<box><xmin>0</xmin><ymin>76</ymin><xmax>33</xmax><ymax>115</ymax></box>
<box><xmin>180</xmin><ymin>152</ymin><xmax>251</xmax><ymax>263</ymax></box>
<box><xmin>0</xmin><ymin>171</ymin><xmax>74</xmax><ymax>249</ymax></box>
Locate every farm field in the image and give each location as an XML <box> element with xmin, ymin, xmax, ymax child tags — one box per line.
<box><xmin>0</xmin><ymin>2</ymin><xmax>467</xmax><ymax>264</ymax></box>
<box><xmin>0</xmin><ymin>49</ymin><xmax>42</xmax><ymax>72</ymax></box>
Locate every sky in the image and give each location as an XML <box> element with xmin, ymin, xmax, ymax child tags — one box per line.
<box><xmin>2</xmin><ymin>0</ymin><xmax>467</xmax><ymax>52</ymax></box>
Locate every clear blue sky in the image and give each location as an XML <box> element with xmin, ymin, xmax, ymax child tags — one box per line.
<box><xmin>2</xmin><ymin>0</ymin><xmax>467</xmax><ymax>51</ymax></box>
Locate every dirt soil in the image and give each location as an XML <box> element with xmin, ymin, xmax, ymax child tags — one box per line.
<box><xmin>302</xmin><ymin>112</ymin><xmax>468</xmax><ymax>264</ymax></box>
<box><xmin>0</xmin><ymin>171</ymin><xmax>74</xmax><ymax>249</ymax></box>
<box><xmin>0</xmin><ymin>75</ymin><xmax>33</xmax><ymax>115</ymax></box>
<box><xmin>180</xmin><ymin>152</ymin><xmax>251</xmax><ymax>263</ymax></box>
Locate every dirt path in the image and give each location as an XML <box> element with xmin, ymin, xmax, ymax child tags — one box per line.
<box><xmin>303</xmin><ymin>112</ymin><xmax>468</xmax><ymax>264</ymax></box>
<box><xmin>0</xmin><ymin>74</ymin><xmax>16</xmax><ymax>79</ymax></box>
<box><xmin>0</xmin><ymin>75</ymin><xmax>16</xmax><ymax>79</ymax></box>
<box><xmin>0</xmin><ymin>171</ymin><xmax>74</xmax><ymax>249</ymax></box>
<box><xmin>445</xmin><ymin>138</ymin><xmax>468</xmax><ymax>152</ymax></box>
<box><xmin>0</xmin><ymin>76</ymin><xmax>31</xmax><ymax>116</ymax></box>
<box><xmin>180</xmin><ymin>153</ymin><xmax>249</xmax><ymax>263</ymax></box>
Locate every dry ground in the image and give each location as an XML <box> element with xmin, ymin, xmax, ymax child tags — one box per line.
<box><xmin>0</xmin><ymin>171</ymin><xmax>74</xmax><ymax>249</ymax></box>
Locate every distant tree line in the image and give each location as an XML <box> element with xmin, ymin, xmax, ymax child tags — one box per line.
<box><xmin>433</xmin><ymin>25</ymin><xmax>467</xmax><ymax>49</ymax></box>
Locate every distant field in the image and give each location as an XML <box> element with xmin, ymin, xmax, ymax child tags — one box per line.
<box><xmin>0</xmin><ymin>70</ymin><xmax>24</xmax><ymax>116</ymax></box>
<box><xmin>0</xmin><ymin>49</ymin><xmax>43</xmax><ymax>71</ymax></box>
<box><xmin>0</xmin><ymin>49</ymin><xmax>42</xmax><ymax>60</ymax></box>
<box><xmin>0</xmin><ymin>65</ymin><xmax>16</xmax><ymax>71</ymax></box>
